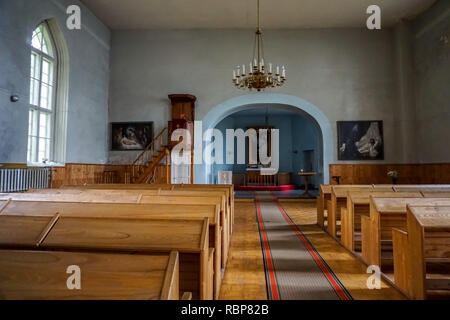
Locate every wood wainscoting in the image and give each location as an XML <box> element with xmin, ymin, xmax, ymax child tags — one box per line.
<box><xmin>50</xmin><ymin>164</ymin><xmax>170</xmax><ymax>188</ymax></box>
<box><xmin>329</xmin><ymin>163</ymin><xmax>450</xmax><ymax>185</ymax></box>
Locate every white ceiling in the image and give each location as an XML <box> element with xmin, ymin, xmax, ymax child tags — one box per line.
<box><xmin>80</xmin><ymin>0</ymin><xmax>436</xmax><ymax>30</ymax></box>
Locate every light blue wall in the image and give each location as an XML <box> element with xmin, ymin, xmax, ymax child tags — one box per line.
<box><xmin>291</xmin><ymin>116</ymin><xmax>321</xmax><ymax>187</ymax></box>
<box><xmin>0</xmin><ymin>0</ymin><xmax>110</xmax><ymax>164</ymax></box>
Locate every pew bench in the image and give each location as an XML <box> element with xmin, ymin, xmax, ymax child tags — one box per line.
<box><xmin>393</xmin><ymin>185</ymin><xmax>450</xmax><ymax>193</ymax></box>
<box><xmin>30</xmin><ymin>188</ymin><xmax>230</xmax><ymax>238</ymax></box>
<box><xmin>392</xmin><ymin>206</ymin><xmax>450</xmax><ymax>300</ymax></box>
<box><xmin>361</xmin><ymin>197</ymin><xmax>450</xmax><ymax>272</ymax></box>
<box><xmin>0</xmin><ymin>200</ymin><xmax>223</xmax><ymax>300</ymax></box>
<box><xmin>0</xmin><ymin>250</ymin><xmax>179</xmax><ymax>300</ymax></box>
<box><xmin>328</xmin><ymin>186</ymin><xmax>384</xmax><ymax>238</ymax></box>
<box><xmin>60</xmin><ymin>184</ymin><xmax>235</xmax><ymax>234</ymax></box>
<box><xmin>421</xmin><ymin>192</ymin><xmax>450</xmax><ymax>198</ymax></box>
<box><xmin>341</xmin><ymin>191</ymin><xmax>422</xmax><ymax>252</ymax></box>
<box><xmin>0</xmin><ymin>215</ymin><xmax>213</xmax><ymax>300</ymax></box>
<box><xmin>20</xmin><ymin>188</ymin><xmax>231</xmax><ymax>268</ymax></box>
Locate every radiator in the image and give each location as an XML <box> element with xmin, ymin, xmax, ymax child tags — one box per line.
<box><xmin>0</xmin><ymin>168</ymin><xmax>50</xmax><ymax>193</ymax></box>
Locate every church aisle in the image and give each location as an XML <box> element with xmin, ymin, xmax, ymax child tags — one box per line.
<box><xmin>254</xmin><ymin>191</ymin><xmax>352</xmax><ymax>300</ymax></box>
<box><xmin>220</xmin><ymin>197</ymin><xmax>406</xmax><ymax>300</ymax></box>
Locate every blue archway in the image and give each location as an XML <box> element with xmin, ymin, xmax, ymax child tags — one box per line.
<box><xmin>195</xmin><ymin>93</ymin><xmax>334</xmax><ymax>185</ymax></box>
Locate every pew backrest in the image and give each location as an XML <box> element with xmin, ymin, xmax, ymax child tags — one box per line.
<box><xmin>1</xmin><ymin>200</ymin><xmax>220</xmax><ymax>225</ymax></box>
<box><xmin>0</xmin><ymin>249</ymin><xmax>180</xmax><ymax>300</ymax></box>
<box><xmin>371</xmin><ymin>197</ymin><xmax>450</xmax><ymax>213</ymax></box>
<box><xmin>421</xmin><ymin>192</ymin><xmax>450</xmax><ymax>198</ymax></box>
<box><xmin>348</xmin><ymin>191</ymin><xmax>423</xmax><ymax>205</ymax></box>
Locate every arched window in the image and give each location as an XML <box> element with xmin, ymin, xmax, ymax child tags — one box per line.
<box><xmin>28</xmin><ymin>22</ymin><xmax>58</xmax><ymax>164</ymax></box>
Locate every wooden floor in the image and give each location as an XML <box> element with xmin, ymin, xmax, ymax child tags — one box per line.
<box><xmin>219</xmin><ymin>199</ymin><xmax>267</xmax><ymax>300</ymax></box>
<box><xmin>219</xmin><ymin>198</ymin><xmax>405</xmax><ymax>300</ymax></box>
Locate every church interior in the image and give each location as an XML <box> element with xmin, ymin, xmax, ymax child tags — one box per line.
<box><xmin>0</xmin><ymin>0</ymin><xmax>449</xmax><ymax>302</ymax></box>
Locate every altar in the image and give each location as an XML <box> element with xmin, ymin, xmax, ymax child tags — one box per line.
<box><xmin>246</xmin><ymin>167</ymin><xmax>277</xmax><ymax>186</ymax></box>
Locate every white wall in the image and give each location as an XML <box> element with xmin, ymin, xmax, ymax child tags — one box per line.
<box><xmin>109</xmin><ymin>28</ymin><xmax>403</xmax><ymax>166</ymax></box>
<box><xmin>0</xmin><ymin>0</ymin><xmax>110</xmax><ymax>164</ymax></box>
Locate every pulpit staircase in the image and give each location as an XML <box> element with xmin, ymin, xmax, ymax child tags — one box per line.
<box><xmin>128</xmin><ymin>127</ymin><xmax>171</xmax><ymax>184</ymax></box>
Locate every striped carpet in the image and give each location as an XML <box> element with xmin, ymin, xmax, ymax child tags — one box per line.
<box><xmin>254</xmin><ymin>191</ymin><xmax>352</xmax><ymax>300</ymax></box>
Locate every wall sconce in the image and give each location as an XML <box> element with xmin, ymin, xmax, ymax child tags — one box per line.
<box><xmin>10</xmin><ymin>95</ymin><xmax>19</xmax><ymax>103</ymax></box>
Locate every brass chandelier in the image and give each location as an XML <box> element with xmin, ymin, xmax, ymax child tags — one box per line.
<box><xmin>232</xmin><ymin>0</ymin><xmax>286</xmax><ymax>91</ymax></box>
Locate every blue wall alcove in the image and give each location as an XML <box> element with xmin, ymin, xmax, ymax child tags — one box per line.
<box><xmin>196</xmin><ymin>93</ymin><xmax>334</xmax><ymax>185</ymax></box>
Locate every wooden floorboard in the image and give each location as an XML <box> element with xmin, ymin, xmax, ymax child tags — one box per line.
<box><xmin>219</xmin><ymin>202</ymin><xmax>267</xmax><ymax>300</ymax></box>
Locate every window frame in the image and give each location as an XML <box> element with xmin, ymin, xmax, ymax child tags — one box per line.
<box><xmin>28</xmin><ymin>22</ymin><xmax>59</xmax><ymax>165</ymax></box>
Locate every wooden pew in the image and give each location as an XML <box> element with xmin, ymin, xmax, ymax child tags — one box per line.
<box><xmin>328</xmin><ymin>185</ymin><xmax>382</xmax><ymax>237</ymax></box>
<box><xmin>0</xmin><ymin>192</ymin><xmax>143</xmax><ymax>203</ymax></box>
<box><xmin>372</xmin><ymin>185</ymin><xmax>396</xmax><ymax>188</ymax></box>
<box><xmin>60</xmin><ymin>183</ymin><xmax>235</xmax><ymax>234</ymax></box>
<box><xmin>0</xmin><ymin>199</ymin><xmax>10</xmax><ymax>213</ymax></box>
<box><xmin>181</xmin><ymin>292</ymin><xmax>193</xmax><ymax>300</ymax></box>
<box><xmin>361</xmin><ymin>197</ymin><xmax>450</xmax><ymax>271</ymax></box>
<box><xmin>27</xmin><ymin>188</ymin><xmax>231</xmax><ymax>262</ymax></box>
<box><xmin>0</xmin><ymin>249</ymin><xmax>179</xmax><ymax>300</ymax></box>
<box><xmin>317</xmin><ymin>185</ymin><xmax>331</xmax><ymax>229</ymax></box>
<box><xmin>30</xmin><ymin>188</ymin><xmax>230</xmax><ymax>238</ymax></box>
<box><xmin>422</xmin><ymin>192</ymin><xmax>450</xmax><ymax>198</ymax></box>
<box><xmin>341</xmin><ymin>191</ymin><xmax>422</xmax><ymax>252</ymax></box>
<box><xmin>0</xmin><ymin>189</ymin><xmax>230</xmax><ymax>251</ymax></box>
<box><xmin>0</xmin><ymin>215</ymin><xmax>213</xmax><ymax>300</ymax></box>
<box><xmin>0</xmin><ymin>200</ymin><xmax>223</xmax><ymax>300</ymax></box>
<box><xmin>317</xmin><ymin>184</ymin><xmax>447</xmax><ymax>233</ymax></box>
<box><xmin>0</xmin><ymin>215</ymin><xmax>56</xmax><ymax>248</ymax></box>
<box><xmin>18</xmin><ymin>188</ymin><xmax>231</xmax><ymax>274</ymax></box>
<box><xmin>152</xmin><ymin>184</ymin><xmax>234</xmax><ymax>234</ymax></box>
<box><xmin>392</xmin><ymin>206</ymin><xmax>450</xmax><ymax>300</ymax></box>
<box><xmin>393</xmin><ymin>185</ymin><xmax>450</xmax><ymax>192</ymax></box>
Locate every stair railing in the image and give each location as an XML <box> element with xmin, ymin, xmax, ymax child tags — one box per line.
<box><xmin>131</xmin><ymin>127</ymin><xmax>168</xmax><ymax>182</ymax></box>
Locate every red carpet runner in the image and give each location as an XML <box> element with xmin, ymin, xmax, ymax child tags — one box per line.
<box><xmin>254</xmin><ymin>191</ymin><xmax>352</xmax><ymax>300</ymax></box>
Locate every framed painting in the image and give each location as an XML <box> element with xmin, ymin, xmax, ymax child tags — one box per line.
<box><xmin>337</xmin><ymin>121</ymin><xmax>384</xmax><ymax>160</ymax></box>
<box><xmin>111</xmin><ymin>122</ymin><xmax>154</xmax><ymax>151</ymax></box>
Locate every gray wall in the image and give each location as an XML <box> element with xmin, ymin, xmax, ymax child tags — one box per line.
<box><xmin>0</xmin><ymin>0</ymin><xmax>110</xmax><ymax>164</ymax></box>
<box><xmin>412</xmin><ymin>0</ymin><xmax>450</xmax><ymax>163</ymax></box>
<box><xmin>109</xmin><ymin>28</ymin><xmax>402</xmax><ymax>166</ymax></box>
